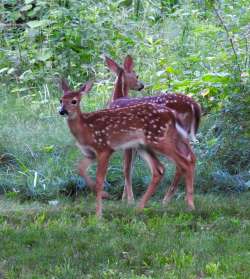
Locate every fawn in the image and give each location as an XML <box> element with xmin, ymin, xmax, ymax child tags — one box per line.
<box><xmin>59</xmin><ymin>79</ymin><xmax>195</xmax><ymax>217</ymax></box>
<box><xmin>105</xmin><ymin>55</ymin><xmax>201</xmax><ymax>204</ymax></box>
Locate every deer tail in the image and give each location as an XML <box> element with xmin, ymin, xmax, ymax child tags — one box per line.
<box><xmin>190</xmin><ymin>103</ymin><xmax>202</xmax><ymax>141</ymax></box>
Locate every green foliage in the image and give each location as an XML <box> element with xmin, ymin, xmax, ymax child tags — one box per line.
<box><xmin>0</xmin><ymin>0</ymin><xmax>249</xmax><ymax>197</ymax></box>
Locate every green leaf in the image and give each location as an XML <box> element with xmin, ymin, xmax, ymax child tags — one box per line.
<box><xmin>207</xmin><ymin>138</ymin><xmax>217</xmax><ymax>147</ymax></box>
<box><xmin>166</xmin><ymin>67</ymin><xmax>178</xmax><ymax>74</ymax></box>
<box><xmin>172</xmin><ymin>79</ymin><xmax>192</xmax><ymax>87</ymax></box>
<box><xmin>19</xmin><ymin>70</ymin><xmax>33</xmax><ymax>81</ymax></box>
<box><xmin>26</xmin><ymin>20</ymin><xmax>51</xmax><ymax>28</ymax></box>
<box><xmin>16</xmin><ymin>158</ymin><xmax>29</xmax><ymax>173</ymax></box>
<box><xmin>11</xmin><ymin>87</ymin><xmax>29</xmax><ymax>93</ymax></box>
<box><xmin>20</xmin><ymin>4</ymin><xmax>33</xmax><ymax>12</ymax></box>
<box><xmin>119</xmin><ymin>0</ymin><xmax>133</xmax><ymax>7</ymax></box>
<box><xmin>27</xmin><ymin>6</ymin><xmax>42</xmax><ymax>18</ymax></box>
<box><xmin>146</xmin><ymin>37</ymin><xmax>153</xmax><ymax>44</ymax></box>
<box><xmin>12</xmin><ymin>11</ymin><xmax>22</xmax><ymax>21</ymax></box>
<box><xmin>37</xmin><ymin>50</ymin><xmax>53</xmax><ymax>62</ymax></box>
<box><xmin>42</xmin><ymin>145</ymin><xmax>54</xmax><ymax>153</ymax></box>
<box><xmin>202</xmin><ymin>73</ymin><xmax>231</xmax><ymax>83</ymax></box>
<box><xmin>156</xmin><ymin>70</ymin><xmax>165</xmax><ymax>77</ymax></box>
<box><xmin>80</xmin><ymin>52</ymin><xmax>92</xmax><ymax>63</ymax></box>
<box><xmin>7</xmin><ymin>68</ymin><xmax>15</xmax><ymax>74</ymax></box>
<box><xmin>201</xmin><ymin>88</ymin><xmax>210</xmax><ymax>97</ymax></box>
<box><xmin>0</xmin><ymin>67</ymin><xmax>9</xmax><ymax>74</ymax></box>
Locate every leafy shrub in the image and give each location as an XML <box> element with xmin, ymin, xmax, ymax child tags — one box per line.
<box><xmin>0</xmin><ymin>0</ymin><xmax>249</xmax><ymax>197</ymax></box>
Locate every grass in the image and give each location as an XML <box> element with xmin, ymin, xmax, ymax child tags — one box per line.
<box><xmin>0</xmin><ymin>1</ymin><xmax>249</xmax><ymax>277</ymax></box>
<box><xmin>0</xmin><ymin>90</ymin><xmax>239</xmax><ymax>201</ymax></box>
<box><xmin>0</xmin><ymin>90</ymin><xmax>195</xmax><ymax>200</ymax></box>
<box><xmin>0</xmin><ymin>193</ymin><xmax>250</xmax><ymax>278</ymax></box>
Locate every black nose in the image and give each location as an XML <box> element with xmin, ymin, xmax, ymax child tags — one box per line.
<box><xmin>59</xmin><ymin>108</ymin><xmax>68</xmax><ymax>115</ymax></box>
<box><xmin>138</xmin><ymin>84</ymin><xmax>144</xmax><ymax>91</ymax></box>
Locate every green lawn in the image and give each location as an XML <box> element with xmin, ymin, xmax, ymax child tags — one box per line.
<box><xmin>0</xmin><ymin>193</ymin><xmax>249</xmax><ymax>279</ymax></box>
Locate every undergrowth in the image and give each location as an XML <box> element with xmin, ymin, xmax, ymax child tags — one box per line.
<box><xmin>0</xmin><ymin>0</ymin><xmax>249</xmax><ymax>198</ymax></box>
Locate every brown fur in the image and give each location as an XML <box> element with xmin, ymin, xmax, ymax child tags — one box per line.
<box><xmin>105</xmin><ymin>56</ymin><xmax>200</xmax><ymax>205</ymax></box>
<box><xmin>59</xmin><ymin>79</ymin><xmax>196</xmax><ymax>217</ymax></box>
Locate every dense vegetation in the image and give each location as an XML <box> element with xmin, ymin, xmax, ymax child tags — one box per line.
<box><xmin>0</xmin><ymin>0</ymin><xmax>250</xmax><ymax>278</ymax></box>
<box><xmin>1</xmin><ymin>0</ymin><xmax>249</xmax><ymax>198</ymax></box>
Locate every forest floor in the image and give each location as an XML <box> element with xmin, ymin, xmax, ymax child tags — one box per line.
<box><xmin>0</xmin><ymin>193</ymin><xmax>249</xmax><ymax>279</ymax></box>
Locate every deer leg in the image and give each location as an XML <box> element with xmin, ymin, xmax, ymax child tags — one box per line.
<box><xmin>175</xmin><ymin>139</ymin><xmax>196</xmax><ymax>210</ymax></box>
<box><xmin>78</xmin><ymin>157</ymin><xmax>95</xmax><ymax>190</ymax></box>
<box><xmin>184</xmin><ymin>151</ymin><xmax>196</xmax><ymax>210</ymax></box>
<box><xmin>78</xmin><ymin>157</ymin><xmax>109</xmax><ymax>199</ymax></box>
<box><xmin>171</xmin><ymin>155</ymin><xmax>195</xmax><ymax>210</ymax></box>
<box><xmin>162</xmin><ymin>166</ymin><xmax>183</xmax><ymax>205</ymax></box>
<box><xmin>95</xmin><ymin>152</ymin><xmax>111</xmax><ymax>218</ymax></box>
<box><xmin>122</xmin><ymin>149</ymin><xmax>135</xmax><ymax>203</ymax></box>
<box><xmin>137</xmin><ymin>149</ymin><xmax>165</xmax><ymax>209</ymax></box>
<box><xmin>158</xmin><ymin>137</ymin><xmax>196</xmax><ymax>210</ymax></box>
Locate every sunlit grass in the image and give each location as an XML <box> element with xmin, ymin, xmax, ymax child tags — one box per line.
<box><xmin>0</xmin><ymin>193</ymin><xmax>249</xmax><ymax>278</ymax></box>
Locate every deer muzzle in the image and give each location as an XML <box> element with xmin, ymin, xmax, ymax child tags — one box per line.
<box><xmin>138</xmin><ymin>83</ymin><xmax>144</xmax><ymax>91</ymax></box>
<box><xmin>59</xmin><ymin>107</ymin><xmax>68</xmax><ymax>116</ymax></box>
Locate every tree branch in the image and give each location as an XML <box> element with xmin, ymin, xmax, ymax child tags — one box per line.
<box><xmin>213</xmin><ymin>6</ymin><xmax>241</xmax><ymax>74</ymax></box>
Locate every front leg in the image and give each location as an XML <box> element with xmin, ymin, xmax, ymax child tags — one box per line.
<box><xmin>78</xmin><ymin>157</ymin><xmax>109</xmax><ymax>199</ymax></box>
<box><xmin>78</xmin><ymin>157</ymin><xmax>96</xmax><ymax>190</ymax></box>
<box><xmin>95</xmin><ymin>151</ymin><xmax>112</xmax><ymax>218</ymax></box>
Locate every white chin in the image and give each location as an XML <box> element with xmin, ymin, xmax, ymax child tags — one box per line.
<box><xmin>68</xmin><ymin>112</ymin><xmax>77</xmax><ymax>119</ymax></box>
<box><xmin>60</xmin><ymin>114</ymin><xmax>68</xmax><ymax>118</ymax></box>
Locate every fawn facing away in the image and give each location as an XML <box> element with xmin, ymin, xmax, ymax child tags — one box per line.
<box><xmin>59</xmin><ymin>79</ymin><xmax>196</xmax><ymax>217</ymax></box>
<box><xmin>105</xmin><ymin>55</ymin><xmax>201</xmax><ymax>204</ymax></box>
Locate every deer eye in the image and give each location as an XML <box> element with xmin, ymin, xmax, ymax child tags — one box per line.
<box><xmin>60</xmin><ymin>99</ymin><xmax>62</xmax><ymax>104</ymax></box>
<box><xmin>71</xmin><ymin>100</ymin><xmax>77</xmax><ymax>104</ymax></box>
<box><xmin>136</xmin><ymin>75</ymin><xmax>139</xmax><ymax>79</ymax></box>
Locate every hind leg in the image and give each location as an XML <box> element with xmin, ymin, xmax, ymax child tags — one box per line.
<box><xmin>176</xmin><ymin>139</ymin><xmax>196</xmax><ymax>210</ymax></box>
<box><xmin>137</xmin><ymin>149</ymin><xmax>165</xmax><ymax>209</ymax></box>
<box><xmin>162</xmin><ymin>166</ymin><xmax>182</xmax><ymax>205</ymax></box>
<box><xmin>122</xmin><ymin>149</ymin><xmax>135</xmax><ymax>203</ymax></box>
<box><xmin>184</xmin><ymin>152</ymin><xmax>196</xmax><ymax>210</ymax></box>
<box><xmin>156</xmin><ymin>138</ymin><xmax>196</xmax><ymax>210</ymax></box>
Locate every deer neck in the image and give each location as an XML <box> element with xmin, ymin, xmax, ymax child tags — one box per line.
<box><xmin>67</xmin><ymin>109</ymin><xmax>89</xmax><ymax>145</ymax></box>
<box><xmin>111</xmin><ymin>70</ymin><xmax>128</xmax><ymax>102</ymax></box>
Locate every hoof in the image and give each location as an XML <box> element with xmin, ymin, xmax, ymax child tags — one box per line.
<box><xmin>162</xmin><ymin>197</ymin><xmax>171</xmax><ymax>206</ymax></box>
<box><xmin>137</xmin><ymin>201</ymin><xmax>145</xmax><ymax>210</ymax></box>
<box><xmin>127</xmin><ymin>197</ymin><xmax>135</xmax><ymax>205</ymax></box>
<box><xmin>187</xmin><ymin>204</ymin><xmax>195</xmax><ymax>211</ymax></box>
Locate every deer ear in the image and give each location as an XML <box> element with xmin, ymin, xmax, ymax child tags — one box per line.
<box><xmin>123</xmin><ymin>55</ymin><xmax>134</xmax><ymax>72</ymax></box>
<box><xmin>79</xmin><ymin>80</ymin><xmax>94</xmax><ymax>95</ymax></box>
<box><xmin>105</xmin><ymin>56</ymin><xmax>121</xmax><ymax>75</ymax></box>
<box><xmin>60</xmin><ymin>79</ymin><xmax>70</xmax><ymax>93</ymax></box>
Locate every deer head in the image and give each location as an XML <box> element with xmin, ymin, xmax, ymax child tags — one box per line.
<box><xmin>105</xmin><ymin>55</ymin><xmax>144</xmax><ymax>93</ymax></box>
<box><xmin>59</xmin><ymin>79</ymin><xmax>93</xmax><ymax>119</ymax></box>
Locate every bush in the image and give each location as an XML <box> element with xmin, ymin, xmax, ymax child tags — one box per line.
<box><xmin>0</xmin><ymin>0</ymin><xmax>249</xmax><ymax>197</ymax></box>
